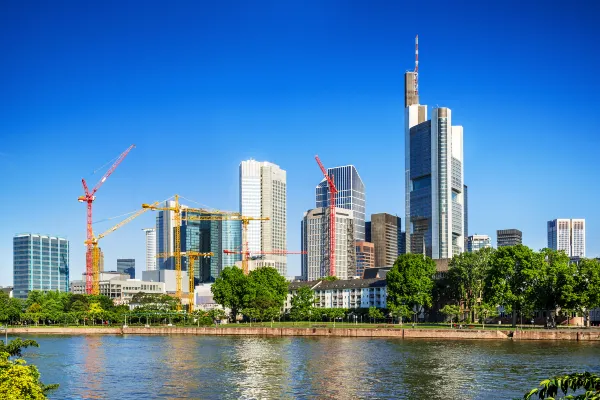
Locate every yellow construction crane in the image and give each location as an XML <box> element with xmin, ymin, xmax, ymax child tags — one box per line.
<box><xmin>84</xmin><ymin>202</ymin><xmax>158</xmax><ymax>295</ymax></box>
<box><xmin>184</xmin><ymin>214</ymin><xmax>269</xmax><ymax>275</ymax></box>
<box><xmin>155</xmin><ymin>250</ymin><xmax>213</xmax><ymax>312</ymax></box>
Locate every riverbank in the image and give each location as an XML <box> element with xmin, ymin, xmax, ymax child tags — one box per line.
<box><xmin>8</xmin><ymin>326</ymin><xmax>600</xmax><ymax>340</ymax></box>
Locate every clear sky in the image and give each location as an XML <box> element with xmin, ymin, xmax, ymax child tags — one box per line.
<box><xmin>1</xmin><ymin>0</ymin><xmax>599</xmax><ymax>285</ymax></box>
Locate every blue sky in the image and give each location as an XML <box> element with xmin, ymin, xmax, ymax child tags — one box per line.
<box><xmin>1</xmin><ymin>0</ymin><xmax>599</xmax><ymax>285</ymax></box>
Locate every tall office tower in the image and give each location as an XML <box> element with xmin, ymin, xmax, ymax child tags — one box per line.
<box><xmin>547</xmin><ymin>219</ymin><xmax>586</xmax><ymax>257</ymax></box>
<box><xmin>156</xmin><ymin>200</ymin><xmax>176</xmax><ymax>270</ymax></box>
<box><xmin>467</xmin><ymin>235</ymin><xmax>491</xmax><ymax>253</ymax></box>
<box><xmin>497</xmin><ymin>229</ymin><xmax>522</xmax><ymax>247</ymax></box>
<box><xmin>181</xmin><ymin>210</ymin><xmax>242</xmax><ymax>283</ymax></box>
<box><xmin>316</xmin><ymin>165</ymin><xmax>366</xmax><ymax>241</ymax></box>
<box><xmin>365</xmin><ymin>221</ymin><xmax>371</xmax><ymax>242</ymax></box>
<box><xmin>143</xmin><ymin>228</ymin><xmax>156</xmax><ymax>271</ymax></box>
<box><xmin>404</xmin><ymin>40</ymin><xmax>465</xmax><ymax>259</ymax></box>
<box><xmin>301</xmin><ymin>207</ymin><xmax>356</xmax><ymax>281</ymax></box>
<box><xmin>13</xmin><ymin>234</ymin><xmax>69</xmax><ymax>299</ymax></box>
<box><xmin>370</xmin><ymin>213</ymin><xmax>400</xmax><ymax>267</ymax></box>
<box><xmin>117</xmin><ymin>259</ymin><xmax>135</xmax><ymax>279</ymax></box>
<box><xmin>98</xmin><ymin>248</ymin><xmax>104</xmax><ymax>272</ymax></box>
<box><xmin>240</xmin><ymin>160</ymin><xmax>287</xmax><ymax>275</ymax></box>
<box><xmin>463</xmin><ymin>184</ymin><xmax>469</xmax><ymax>243</ymax></box>
<box><xmin>398</xmin><ymin>231</ymin><xmax>406</xmax><ymax>255</ymax></box>
<box><xmin>355</xmin><ymin>241</ymin><xmax>375</xmax><ymax>277</ymax></box>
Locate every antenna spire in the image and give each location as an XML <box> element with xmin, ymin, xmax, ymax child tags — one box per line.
<box><xmin>415</xmin><ymin>35</ymin><xmax>419</xmax><ymax>95</ymax></box>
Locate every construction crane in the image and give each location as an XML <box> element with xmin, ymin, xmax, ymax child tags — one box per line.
<box><xmin>155</xmin><ymin>250</ymin><xmax>213</xmax><ymax>312</ymax></box>
<box><xmin>79</xmin><ymin>144</ymin><xmax>135</xmax><ymax>294</ymax></box>
<box><xmin>315</xmin><ymin>155</ymin><xmax>338</xmax><ymax>277</ymax></box>
<box><xmin>184</xmin><ymin>214</ymin><xmax>269</xmax><ymax>275</ymax></box>
<box><xmin>84</xmin><ymin>202</ymin><xmax>158</xmax><ymax>295</ymax></box>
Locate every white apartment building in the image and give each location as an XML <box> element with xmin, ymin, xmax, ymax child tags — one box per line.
<box><xmin>143</xmin><ymin>228</ymin><xmax>156</xmax><ymax>271</ymax></box>
<box><xmin>467</xmin><ymin>234</ymin><xmax>492</xmax><ymax>253</ymax></box>
<box><xmin>239</xmin><ymin>160</ymin><xmax>287</xmax><ymax>275</ymax></box>
<box><xmin>100</xmin><ymin>279</ymin><xmax>165</xmax><ymax>306</ymax></box>
<box><xmin>301</xmin><ymin>207</ymin><xmax>356</xmax><ymax>281</ymax></box>
<box><xmin>547</xmin><ymin>218</ymin><xmax>586</xmax><ymax>257</ymax></box>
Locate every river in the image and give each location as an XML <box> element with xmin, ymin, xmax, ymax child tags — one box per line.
<box><xmin>15</xmin><ymin>334</ymin><xmax>600</xmax><ymax>399</ymax></box>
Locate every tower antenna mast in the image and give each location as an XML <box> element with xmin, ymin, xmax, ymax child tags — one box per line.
<box><xmin>415</xmin><ymin>35</ymin><xmax>419</xmax><ymax>95</ymax></box>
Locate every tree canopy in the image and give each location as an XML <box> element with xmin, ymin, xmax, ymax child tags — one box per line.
<box><xmin>386</xmin><ymin>254</ymin><xmax>436</xmax><ymax>314</ymax></box>
<box><xmin>289</xmin><ymin>286</ymin><xmax>315</xmax><ymax>321</ymax></box>
<box><xmin>211</xmin><ymin>266</ymin><xmax>248</xmax><ymax>321</ymax></box>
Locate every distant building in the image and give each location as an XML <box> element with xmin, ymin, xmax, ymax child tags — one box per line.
<box><xmin>316</xmin><ymin>165</ymin><xmax>366</xmax><ymax>241</ymax></box>
<box><xmin>301</xmin><ymin>207</ymin><xmax>356</xmax><ymax>281</ymax></box>
<box><xmin>142</xmin><ymin>270</ymin><xmax>189</xmax><ymax>294</ymax></box>
<box><xmin>362</xmin><ymin>266</ymin><xmax>392</xmax><ymax>280</ymax></box>
<box><xmin>467</xmin><ymin>235</ymin><xmax>492</xmax><ymax>253</ymax></box>
<box><xmin>464</xmin><ymin>184</ymin><xmax>469</xmax><ymax>248</ymax></box>
<box><xmin>497</xmin><ymin>229</ymin><xmax>522</xmax><ymax>247</ymax></box>
<box><xmin>365</xmin><ymin>221</ymin><xmax>371</xmax><ymax>242</ymax></box>
<box><xmin>117</xmin><ymin>259</ymin><xmax>135</xmax><ymax>279</ymax></box>
<box><xmin>70</xmin><ymin>271</ymin><xmax>130</xmax><ymax>295</ymax></box>
<box><xmin>142</xmin><ymin>228</ymin><xmax>156</xmax><ymax>271</ymax></box>
<box><xmin>355</xmin><ymin>241</ymin><xmax>375</xmax><ymax>277</ymax></box>
<box><xmin>98</xmin><ymin>247</ymin><xmax>104</xmax><ymax>272</ymax></box>
<box><xmin>547</xmin><ymin>219</ymin><xmax>585</xmax><ymax>257</ymax></box>
<box><xmin>13</xmin><ymin>233</ymin><xmax>69</xmax><ymax>299</ymax></box>
<box><xmin>398</xmin><ymin>231</ymin><xmax>406</xmax><ymax>255</ymax></box>
<box><xmin>285</xmin><ymin>279</ymin><xmax>386</xmax><ymax>311</ymax></box>
<box><xmin>234</xmin><ymin>258</ymin><xmax>276</xmax><ymax>273</ymax></box>
<box><xmin>156</xmin><ymin>200</ymin><xmax>176</xmax><ymax>270</ymax></box>
<box><xmin>0</xmin><ymin>287</ymin><xmax>13</xmax><ymax>298</ymax></box>
<box><xmin>370</xmin><ymin>213</ymin><xmax>400</xmax><ymax>267</ymax></box>
<box><xmin>240</xmin><ymin>160</ymin><xmax>287</xmax><ymax>275</ymax></box>
<box><xmin>194</xmin><ymin>283</ymin><xmax>222</xmax><ymax>311</ymax></box>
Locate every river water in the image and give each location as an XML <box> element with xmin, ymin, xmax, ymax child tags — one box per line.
<box><xmin>15</xmin><ymin>334</ymin><xmax>600</xmax><ymax>399</ymax></box>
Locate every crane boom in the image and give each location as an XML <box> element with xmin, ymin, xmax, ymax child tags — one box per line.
<box><xmin>89</xmin><ymin>145</ymin><xmax>135</xmax><ymax>196</ymax></box>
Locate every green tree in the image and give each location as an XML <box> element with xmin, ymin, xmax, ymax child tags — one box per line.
<box><xmin>289</xmin><ymin>286</ymin><xmax>315</xmax><ymax>322</ymax></box>
<box><xmin>388</xmin><ymin>304</ymin><xmax>412</xmax><ymax>324</ymax></box>
<box><xmin>322</xmin><ymin>276</ymin><xmax>339</xmax><ymax>281</ymax></box>
<box><xmin>0</xmin><ymin>339</ymin><xmax>39</xmax><ymax>358</ymax></box>
<box><xmin>484</xmin><ymin>245</ymin><xmax>543</xmax><ymax>327</ymax></box>
<box><xmin>211</xmin><ymin>266</ymin><xmax>248</xmax><ymax>321</ymax></box>
<box><xmin>244</xmin><ymin>267</ymin><xmax>288</xmax><ymax>322</ymax></box>
<box><xmin>386</xmin><ymin>254</ymin><xmax>436</xmax><ymax>322</ymax></box>
<box><xmin>440</xmin><ymin>304</ymin><xmax>461</xmax><ymax>325</ymax></box>
<box><xmin>473</xmin><ymin>303</ymin><xmax>498</xmax><ymax>329</ymax></box>
<box><xmin>573</xmin><ymin>258</ymin><xmax>600</xmax><ymax>327</ymax></box>
<box><xmin>368</xmin><ymin>307</ymin><xmax>384</xmax><ymax>323</ymax></box>
<box><xmin>446</xmin><ymin>247</ymin><xmax>493</xmax><ymax>322</ymax></box>
<box><xmin>207</xmin><ymin>308</ymin><xmax>226</xmax><ymax>324</ymax></box>
<box><xmin>88</xmin><ymin>303</ymin><xmax>104</xmax><ymax>325</ymax></box>
<box><xmin>522</xmin><ymin>372</ymin><xmax>600</xmax><ymax>400</ymax></box>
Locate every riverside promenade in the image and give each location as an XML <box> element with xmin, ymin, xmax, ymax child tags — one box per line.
<box><xmin>8</xmin><ymin>326</ymin><xmax>600</xmax><ymax>341</ymax></box>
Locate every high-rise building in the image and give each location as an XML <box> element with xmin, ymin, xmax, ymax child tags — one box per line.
<box><xmin>404</xmin><ymin>54</ymin><xmax>466</xmax><ymax>259</ymax></box>
<box><xmin>117</xmin><ymin>259</ymin><xmax>135</xmax><ymax>279</ymax></box>
<box><xmin>463</xmin><ymin>184</ymin><xmax>469</xmax><ymax>246</ymax></box>
<box><xmin>547</xmin><ymin>219</ymin><xmax>586</xmax><ymax>257</ymax></box>
<box><xmin>398</xmin><ymin>231</ymin><xmax>406</xmax><ymax>255</ymax></box>
<box><xmin>301</xmin><ymin>207</ymin><xmax>356</xmax><ymax>281</ymax></box>
<box><xmin>13</xmin><ymin>233</ymin><xmax>69</xmax><ymax>299</ymax></box>
<box><xmin>370</xmin><ymin>213</ymin><xmax>400</xmax><ymax>267</ymax></box>
<box><xmin>240</xmin><ymin>160</ymin><xmax>287</xmax><ymax>275</ymax></box>
<box><xmin>365</xmin><ymin>221</ymin><xmax>371</xmax><ymax>242</ymax></box>
<box><xmin>181</xmin><ymin>210</ymin><xmax>242</xmax><ymax>283</ymax></box>
<box><xmin>143</xmin><ymin>228</ymin><xmax>156</xmax><ymax>271</ymax></box>
<box><xmin>497</xmin><ymin>229</ymin><xmax>522</xmax><ymax>247</ymax></box>
<box><xmin>467</xmin><ymin>235</ymin><xmax>491</xmax><ymax>253</ymax></box>
<box><xmin>98</xmin><ymin>247</ymin><xmax>104</xmax><ymax>272</ymax></box>
<box><xmin>156</xmin><ymin>200</ymin><xmax>176</xmax><ymax>270</ymax></box>
<box><xmin>355</xmin><ymin>241</ymin><xmax>375</xmax><ymax>277</ymax></box>
<box><xmin>316</xmin><ymin>165</ymin><xmax>366</xmax><ymax>241</ymax></box>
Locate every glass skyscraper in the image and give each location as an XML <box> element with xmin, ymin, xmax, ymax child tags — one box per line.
<box><xmin>117</xmin><ymin>259</ymin><xmax>135</xmax><ymax>279</ymax></box>
<box><xmin>13</xmin><ymin>233</ymin><xmax>69</xmax><ymax>299</ymax></box>
<box><xmin>316</xmin><ymin>165</ymin><xmax>366</xmax><ymax>241</ymax></box>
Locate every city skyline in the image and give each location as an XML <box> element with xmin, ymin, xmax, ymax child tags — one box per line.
<box><xmin>1</xmin><ymin>2</ymin><xmax>599</xmax><ymax>285</ymax></box>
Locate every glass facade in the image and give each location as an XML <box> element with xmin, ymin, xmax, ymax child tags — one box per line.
<box><xmin>117</xmin><ymin>259</ymin><xmax>135</xmax><ymax>279</ymax></box>
<box><xmin>316</xmin><ymin>165</ymin><xmax>366</xmax><ymax>241</ymax></box>
<box><xmin>13</xmin><ymin>234</ymin><xmax>69</xmax><ymax>299</ymax></box>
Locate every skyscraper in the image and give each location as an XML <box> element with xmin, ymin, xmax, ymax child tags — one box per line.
<box><xmin>156</xmin><ymin>200</ymin><xmax>176</xmax><ymax>270</ymax></box>
<box><xmin>467</xmin><ymin>235</ymin><xmax>491</xmax><ymax>253</ymax></box>
<box><xmin>316</xmin><ymin>165</ymin><xmax>366</xmax><ymax>241</ymax></box>
<box><xmin>117</xmin><ymin>259</ymin><xmax>135</xmax><ymax>279</ymax></box>
<box><xmin>355</xmin><ymin>241</ymin><xmax>375</xmax><ymax>277</ymax></box>
<box><xmin>143</xmin><ymin>228</ymin><xmax>156</xmax><ymax>271</ymax></box>
<box><xmin>13</xmin><ymin>233</ymin><xmax>69</xmax><ymax>299</ymax></box>
<box><xmin>547</xmin><ymin>219</ymin><xmax>585</xmax><ymax>257</ymax></box>
<box><xmin>240</xmin><ymin>160</ymin><xmax>287</xmax><ymax>275</ymax></box>
<box><xmin>497</xmin><ymin>229</ymin><xmax>522</xmax><ymax>247</ymax></box>
<box><xmin>301</xmin><ymin>207</ymin><xmax>356</xmax><ymax>281</ymax></box>
<box><xmin>404</xmin><ymin>39</ymin><xmax>465</xmax><ymax>259</ymax></box>
<box><xmin>370</xmin><ymin>213</ymin><xmax>400</xmax><ymax>267</ymax></box>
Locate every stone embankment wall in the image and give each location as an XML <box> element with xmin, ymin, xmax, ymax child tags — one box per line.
<box><xmin>8</xmin><ymin>326</ymin><xmax>600</xmax><ymax>340</ymax></box>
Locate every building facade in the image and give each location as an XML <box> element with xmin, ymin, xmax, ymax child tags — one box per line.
<box><xmin>156</xmin><ymin>200</ymin><xmax>176</xmax><ymax>270</ymax></box>
<box><xmin>285</xmin><ymin>279</ymin><xmax>387</xmax><ymax>311</ymax></box>
<box><xmin>117</xmin><ymin>259</ymin><xmax>135</xmax><ymax>279</ymax></box>
<box><xmin>497</xmin><ymin>229</ymin><xmax>522</xmax><ymax>247</ymax></box>
<box><xmin>316</xmin><ymin>165</ymin><xmax>366</xmax><ymax>241</ymax></box>
<box><xmin>143</xmin><ymin>228</ymin><xmax>156</xmax><ymax>271</ymax></box>
<box><xmin>369</xmin><ymin>213</ymin><xmax>400</xmax><ymax>267</ymax></box>
<box><xmin>547</xmin><ymin>219</ymin><xmax>586</xmax><ymax>257</ymax></box>
<box><xmin>467</xmin><ymin>235</ymin><xmax>492</xmax><ymax>253</ymax></box>
<box><xmin>142</xmin><ymin>269</ymin><xmax>189</xmax><ymax>294</ymax></box>
<box><xmin>98</xmin><ymin>247</ymin><xmax>104</xmax><ymax>272</ymax></box>
<box><xmin>301</xmin><ymin>207</ymin><xmax>356</xmax><ymax>281</ymax></box>
<box><xmin>13</xmin><ymin>234</ymin><xmax>69</xmax><ymax>299</ymax></box>
<box><xmin>240</xmin><ymin>160</ymin><xmax>287</xmax><ymax>275</ymax></box>
<box><xmin>355</xmin><ymin>241</ymin><xmax>375</xmax><ymax>278</ymax></box>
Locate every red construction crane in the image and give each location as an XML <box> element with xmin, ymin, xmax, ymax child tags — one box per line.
<box><xmin>315</xmin><ymin>155</ymin><xmax>337</xmax><ymax>277</ymax></box>
<box><xmin>78</xmin><ymin>144</ymin><xmax>135</xmax><ymax>294</ymax></box>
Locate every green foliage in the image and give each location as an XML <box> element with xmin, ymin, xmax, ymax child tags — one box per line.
<box><xmin>244</xmin><ymin>267</ymin><xmax>288</xmax><ymax>321</ymax></box>
<box><xmin>322</xmin><ymin>276</ymin><xmax>339</xmax><ymax>281</ymax></box>
<box><xmin>207</xmin><ymin>308</ymin><xmax>226</xmax><ymax>322</ymax></box>
<box><xmin>130</xmin><ymin>293</ymin><xmax>180</xmax><ymax>312</ymax></box>
<box><xmin>388</xmin><ymin>304</ymin><xmax>413</xmax><ymax>323</ymax></box>
<box><xmin>211</xmin><ymin>266</ymin><xmax>248</xmax><ymax>321</ymax></box>
<box><xmin>289</xmin><ymin>286</ymin><xmax>315</xmax><ymax>321</ymax></box>
<box><xmin>386</xmin><ymin>254</ymin><xmax>436</xmax><ymax>314</ymax></box>
<box><xmin>473</xmin><ymin>303</ymin><xmax>498</xmax><ymax>328</ymax></box>
<box><xmin>574</xmin><ymin>258</ymin><xmax>600</xmax><ymax>325</ymax></box>
<box><xmin>0</xmin><ymin>339</ymin><xmax>39</xmax><ymax>358</ymax></box>
<box><xmin>368</xmin><ymin>307</ymin><xmax>384</xmax><ymax>321</ymax></box>
<box><xmin>522</xmin><ymin>372</ymin><xmax>600</xmax><ymax>400</ymax></box>
<box><xmin>440</xmin><ymin>304</ymin><xmax>461</xmax><ymax>323</ymax></box>
<box><xmin>534</xmin><ymin>249</ymin><xmax>577</xmax><ymax>315</ymax></box>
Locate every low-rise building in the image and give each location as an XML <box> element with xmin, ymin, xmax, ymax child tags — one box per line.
<box><xmin>100</xmin><ymin>279</ymin><xmax>165</xmax><ymax>305</ymax></box>
<box><xmin>142</xmin><ymin>270</ymin><xmax>189</xmax><ymax>294</ymax></box>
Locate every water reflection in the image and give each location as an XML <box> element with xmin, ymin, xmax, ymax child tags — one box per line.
<box><xmin>77</xmin><ymin>336</ymin><xmax>106</xmax><ymax>399</ymax></box>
